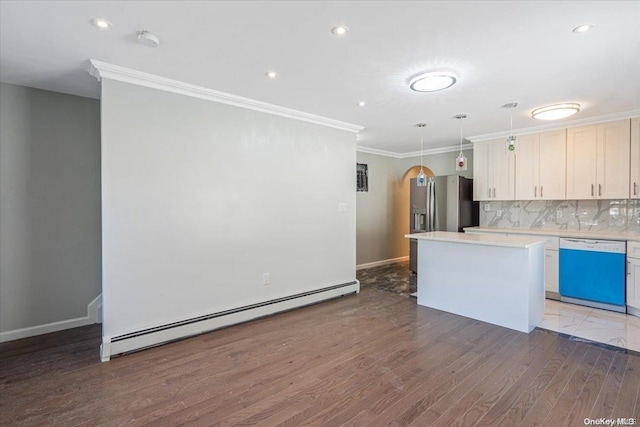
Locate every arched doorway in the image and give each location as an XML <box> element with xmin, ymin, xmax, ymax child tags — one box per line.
<box><xmin>391</xmin><ymin>165</ymin><xmax>435</xmax><ymax>259</ymax></box>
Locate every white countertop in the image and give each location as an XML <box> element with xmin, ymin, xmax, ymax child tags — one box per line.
<box><xmin>464</xmin><ymin>227</ymin><xmax>640</xmax><ymax>242</ymax></box>
<box><xmin>405</xmin><ymin>231</ymin><xmax>546</xmax><ymax>249</ymax></box>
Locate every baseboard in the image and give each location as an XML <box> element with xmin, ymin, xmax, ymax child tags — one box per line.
<box><xmin>356</xmin><ymin>256</ymin><xmax>409</xmax><ymax>270</ymax></box>
<box><xmin>0</xmin><ymin>316</ymin><xmax>95</xmax><ymax>343</ymax></box>
<box><xmin>0</xmin><ymin>293</ymin><xmax>103</xmax><ymax>343</ymax></box>
<box><xmin>101</xmin><ymin>281</ymin><xmax>360</xmax><ymax>362</ymax></box>
<box><xmin>628</xmin><ymin>305</ymin><xmax>640</xmax><ymax>318</ymax></box>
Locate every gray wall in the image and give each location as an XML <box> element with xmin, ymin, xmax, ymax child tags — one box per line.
<box><xmin>0</xmin><ymin>83</ymin><xmax>101</xmax><ymax>333</ymax></box>
<box><xmin>356</xmin><ymin>152</ymin><xmax>407</xmax><ymax>265</ymax></box>
<box><xmin>100</xmin><ymin>79</ymin><xmax>356</xmax><ymax>338</ymax></box>
<box><xmin>356</xmin><ymin>148</ymin><xmax>474</xmax><ymax>266</ymax></box>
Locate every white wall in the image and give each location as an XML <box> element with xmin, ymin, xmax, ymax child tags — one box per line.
<box><xmin>0</xmin><ymin>83</ymin><xmax>102</xmax><ymax>335</ymax></box>
<box><xmin>100</xmin><ymin>79</ymin><xmax>356</xmax><ymax>339</ymax></box>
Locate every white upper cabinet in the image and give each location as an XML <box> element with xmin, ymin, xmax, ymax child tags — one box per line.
<box><xmin>567</xmin><ymin>119</ymin><xmax>630</xmax><ymax>199</ymax></box>
<box><xmin>631</xmin><ymin>118</ymin><xmax>640</xmax><ymax>199</ymax></box>
<box><xmin>473</xmin><ymin>139</ymin><xmax>515</xmax><ymax>201</ymax></box>
<box><xmin>515</xmin><ymin>130</ymin><xmax>566</xmax><ymax>200</ymax></box>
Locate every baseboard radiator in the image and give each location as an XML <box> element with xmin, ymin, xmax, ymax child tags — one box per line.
<box><xmin>101</xmin><ymin>280</ymin><xmax>359</xmax><ymax>362</ymax></box>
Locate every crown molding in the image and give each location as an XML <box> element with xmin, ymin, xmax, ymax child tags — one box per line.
<box><xmin>356</xmin><ymin>143</ymin><xmax>473</xmax><ymax>159</ymax></box>
<box><xmin>467</xmin><ymin>109</ymin><xmax>640</xmax><ymax>142</ymax></box>
<box><xmin>88</xmin><ymin>60</ymin><xmax>364</xmax><ymax>134</ymax></box>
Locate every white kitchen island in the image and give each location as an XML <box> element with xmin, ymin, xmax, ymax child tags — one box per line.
<box><xmin>405</xmin><ymin>231</ymin><xmax>546</xmax><ymax>333</ymax></box>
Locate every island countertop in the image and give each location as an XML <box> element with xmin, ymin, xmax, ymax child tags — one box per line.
<box><xmin>405</xmin><ymin>231</ymin><xmax>546</xmax><ymax>249</ymax></box>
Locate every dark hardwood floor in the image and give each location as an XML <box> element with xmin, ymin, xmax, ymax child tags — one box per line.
<box><xmin>1</xmin><ymin>282</ymin><xmax>639</xmax><ymax>425</ymax></box>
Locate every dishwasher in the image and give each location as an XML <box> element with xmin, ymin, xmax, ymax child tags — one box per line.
<box><xmin>559</xmin><ymin>238</ymin><xmax>626</xmax><ymax>312</ymax></box>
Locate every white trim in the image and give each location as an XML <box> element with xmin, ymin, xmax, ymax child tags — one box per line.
<box><xmin>628</xmin><ymin>305</ymin><xmax>640</xmax><ymax>318</ymax></box>
<box><xmin>100</xmin><ymin>281</ymin><xmax>359</xmax><ymax>361</ymax></box>
<box><xmin>0</xmin><ymin>294</ymin><xmax>102</xmax><ymax>342</ymax></box>
<box><xmin>356</xmin><ymin>256</ymin><xmax>409</xmax><ymax>270</ymax></box>
<box><xmin>396</xmin><ymin>143</ymin><xmax>473</xmax><ymax>158</ymax></box>
<box><xmin>468</xmin><ymin>110</ymin><xmax>640</xmax><ymax>142</ymax></box>
<box><xmin>356</xmin><ymin>145</ymin><xmax>402</xmax><ymax>158</ymax></box>
<box><xmin>88</xmin><ymin>60</ymin><xmax>363</xmax><ymax>134</ymax></box>
<box><xmin>88</xmin><ymin>294</ymin><xmax>102</xmax><ymax>324</ymax></box>
<box><xmin>356</xmin><ymin>144</ymin><xmax>473</xmax><ymax>159</ymax></box>
<box><xmin>0</xmin><ymin>317</ymin><xmax>94</xmax><ymax>343</ymax></box>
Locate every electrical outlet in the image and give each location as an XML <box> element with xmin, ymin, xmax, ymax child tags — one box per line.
<box><xmin>338</xmin><ymin>203</ymin><xmax>348</xmax><ymax>212</ymax></box>
<box><xmin>556</xmin><ymin>210</ymin><xmax>563</xmax><ymax>220</ymax></box>
<box><xmin>483</xmin><ymin>203</ymin><xmax>490</xmax><ymax>212</ymax></box>
<box><xmin>262</xmin><ymin>273</ymin><xmax>270</xmax><ymax>285</ymax></box>
<box><xmin>496</xmin><ymin>209</ymin><xmax>502</xmax><ymax>217</ymax></box>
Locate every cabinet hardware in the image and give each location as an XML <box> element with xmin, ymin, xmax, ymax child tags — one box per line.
<box><xmin>488</xmin><ymin>188</ymin><xmax>491</xmax><ymax>198</ymax></box>
<box><xmin>629</xmin><ymin>262</ymin><xmax>632</xmax><ymax>275</ymax></box>
<box><xmin>598</xmin><ymin>184</ymin><xmax>602</xmax><ymax>196</ymax></box>
<box><xmin>540</xmin><ymin>186</ymin><xmax>543</xmax><ymax>197</ymax></box>
<box><xmin>492</xmin><ymin>188</ymin><xmax>496</xmax><ymax>198</ymax></box>
<box><xmin>534</xmin><ymin>186</ymin><xmax>537</xmax><ymax>197</ymax></box>
<box><xmin>591</xmin><ymin>184</ymin><xmax>594</xmax><ymax>196</ymax></box>
<box><xmin>634</xmin><ymin>182</ymin><xmax>638</xmax><ymax>196</ymax></box>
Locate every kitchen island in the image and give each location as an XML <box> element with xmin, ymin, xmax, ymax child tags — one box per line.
<box><xmin>405</xmin><ymin>231</ymin><xmax>546</xmax><ymax>333</ymax></box>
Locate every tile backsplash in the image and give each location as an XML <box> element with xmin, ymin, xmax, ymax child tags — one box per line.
<box><xmin>480</xmin><ymin>199</ymin><xmax>640</xmax><ymax>234</ymax></box>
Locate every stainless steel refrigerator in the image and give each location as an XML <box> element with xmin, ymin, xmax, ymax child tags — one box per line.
<box><xmin>409</xmin><ymin>175</ymin><xmax>479</xmax><ymax>272</ymax></box>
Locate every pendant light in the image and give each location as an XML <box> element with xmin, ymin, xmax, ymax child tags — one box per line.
<box><xmin>454</xmin><ymin>114</ymin><xmax>467</xmax><ymax>171</ymax></box>
<box><xmin>503</xmin><ymin>102</ymin><xmax>518</xmax><ymax>151</ymax></box>
<box><xmin>416</xmin><ymin>123</ymin><xmax>427</xmax><ymax>186</ymax></box>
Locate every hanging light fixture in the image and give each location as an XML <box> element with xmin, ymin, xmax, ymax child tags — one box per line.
<box><xmin>454</xmin><ymin>114</ymin><xmax>468</xmax><ymax>171</ymax></box>
<box><xmin>416</xmin><ymin>123</ymin><xmax>428</xmax><ymax>186</ymax></box>
<box><xmin>503</xmin><ymin>102</ymin><xmax>518</xmax><ymax>151</ymax></box>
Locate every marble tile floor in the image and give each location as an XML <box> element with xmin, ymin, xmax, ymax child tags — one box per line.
<box><xmin>357</xmin><ymin>260</ymin><xmax>640</xmax><ymax>353</ymax></box>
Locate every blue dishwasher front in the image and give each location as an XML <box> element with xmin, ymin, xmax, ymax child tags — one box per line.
<box><xmin>559</xmin><ymin>238</ymin><xmax>626</xmax><ymax>311</ymax></box>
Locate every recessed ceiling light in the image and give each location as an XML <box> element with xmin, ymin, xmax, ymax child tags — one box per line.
<box><xmin>532</xmin><ymin>103</ymin><xmax>581</xmax><ymax>120</ymax></box>
<box><xmin>265</xmin><ymin>71</ymin><xmax>277</xmax><ymax>79</ymax></box>
<box><xmin>572</xmin><ymin>24</ymin><xmax>593</xmax><ymax>33</ymax></box>
<box><xmin>331</xmin><ymin>25</ymin><xmax>349</xmax><ymax>36</ymax></box>
<box><xmin>357</xmin><ymin>101</ymin><xmax>365</xmax><ymax>107</ymax></box>
<box><xmin>409</xmin><ymin>71</ymin><xmax>457</xmax><ymax>92</ymax></box>
<box><xmin>91</xmin><ymin>18</ymin><xmax>113</xmax><ymax>29</ymax></box>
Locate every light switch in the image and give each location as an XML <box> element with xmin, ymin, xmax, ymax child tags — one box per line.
<box><xmin>338</xmin><ymin>203</ymin><xmax>348</xmax><ymax>212</ymax></box>
<box><xmin>483</xmin><ymin>203</ymin><xmax>490</xmax><ymax>212</ymax></box>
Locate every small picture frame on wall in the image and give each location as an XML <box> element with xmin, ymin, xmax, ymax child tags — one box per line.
<box><xmin>357</xmin><ymin>163</ymin><xmax>368</xmax><ymax>192</ymax></box>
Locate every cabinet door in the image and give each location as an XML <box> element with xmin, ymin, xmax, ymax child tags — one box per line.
<box><xmin>628</xmin><ymin>257</ymin><xmax>640</xmax><ymax>311</ymax></box>
<box><xmin>545</xmin><ymin>250</ymin><xmax>559</xmax><ymax>293</ymax></box>
<box><xmin>567</xmin><ymin>125</ymin><xmax>597</xmax><ymax>199</ymax></box>
<box><xmin>473</xmin><ymin>142</ymin><xmax>490</xmax><ymax>201</ymax></box>
<box><xmin>630</xmin><ymin>118</ymin><xmax>640</xmax><ymax>199</ymax></box>
<box><xmin>597</xmin><ymin>119</ymin><xmax>630</xmax><ymax>199</ymax></box>
<box><xmin>538</xmin><ymin>130</ymin><xmax>567</xmax><ymax>200</ymax></box>
<box><xmin>514</xmin><ymin>134</ymin><xmax>538</xmax><ymax>200</ymax></box>
<box><xmin>490</xmin><ymin>139</ymin><xmax>515</xmax><ymax>201</ymax></box>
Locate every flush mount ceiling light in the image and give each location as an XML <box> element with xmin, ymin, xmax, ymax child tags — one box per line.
<box><xmin>409</xmin><ymin>71</ymin><xmax>457</xmax><ymax>92</ymax></box>
<box><xmin>572</xmin><ymin>24</ymin><xmax>594</xmax><ymax>33</ymax></box>
<box><xmin>137</xmin><ymin>31</ymin><xmax>160</xmax><ymax>48</ymax></box>
<box><xmin>331</xmin><ymin>25</ymin><xmax>349</xmax><ymax>36</ymax></box>
<box><xmin>91</xmin><ymin>18</ymin><xmax>112</xmax><ymax>29</ymax></box>
<box><xmin>265</xmin><ymin>71</ymin><xmax>277</xmax><ymax>79</ymax></box>
<box><xmin>532</xmin><ymin>103</ymin><xmax>581</xmax><ymax>120</ymax></box>
<box><xmin>357</xmin><ymin>101</ymin><xmax>365</xmax><ymax>107</ymax></box>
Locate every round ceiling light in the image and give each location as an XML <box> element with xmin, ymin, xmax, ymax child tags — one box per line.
<box><xmin>91</xmin><ymin>18</ymin><xmax>113</xmax><ymax>29</ymax></box>
<box><xmin>265</xmin><ymin>71</ymin><xmax>277</xmax><ymax>79</ymax></box>
<box><xmin>331</xmin><ymin>25</ymin><xmax>349</xmax><ymax>36</ymax></box>
<box><xmin>409</xmin><ymin>71</ymin><xmax>457</xmax><ymax>92</ymax></box>
<box><xmin>532</xmin><ymin>103</ymin><xmax>581</xmax><ymax>120</ymax></box>
<box><xmin>357</xmin><ymin>101</ymin><xmax>365</xmax><ymax>107</ymax></box>
<box><xmin>572</xmin><ymin>24</ymin><xmax>593</xmax><ymax>33</ymax></box>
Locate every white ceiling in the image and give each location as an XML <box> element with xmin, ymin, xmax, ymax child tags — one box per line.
<box><xmin>1</xmin><ymin>1</ymin><xmax>639</xmax><ymax>153</ymax></box>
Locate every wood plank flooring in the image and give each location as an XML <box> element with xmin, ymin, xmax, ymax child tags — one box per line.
<box><xmin>1</xmin><ymin>286</ymin><xmax>638</xmax><ymax>426</ymax></box>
